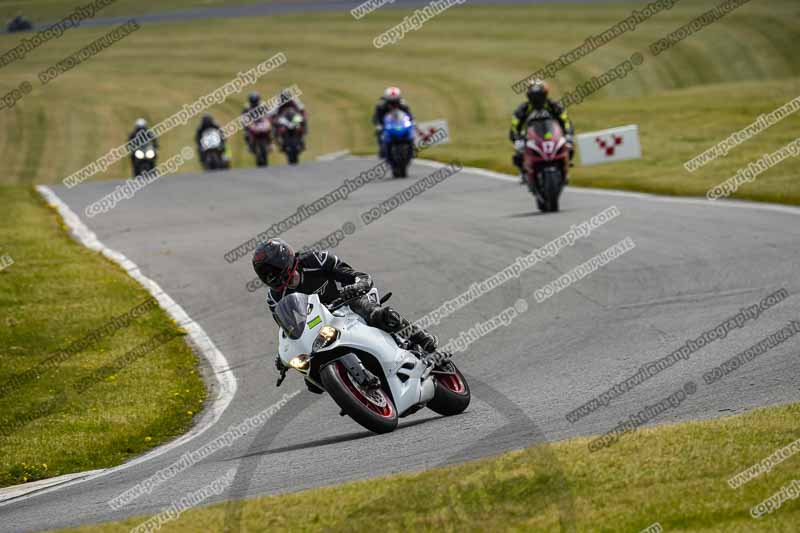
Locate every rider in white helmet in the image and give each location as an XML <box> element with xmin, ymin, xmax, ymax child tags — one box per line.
<box><xmin>127</xmin><ymin>118</ymin><xmax>158</xmax><ymax>157</ymax></box>
<box><xmin>372</xmin><ymin>87</ymin><xmax>413</xmax><ymax>158</ymax></box>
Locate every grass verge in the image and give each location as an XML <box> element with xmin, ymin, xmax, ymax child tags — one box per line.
<box><xmin>62</xmin><ymin>402</ymin><xmax>800</xmax><ymax>532</ymax></box>
<box><xmin>0</xmin><ymin>185</ymin><xmax>205</xmax><ymax>487</ymax></box>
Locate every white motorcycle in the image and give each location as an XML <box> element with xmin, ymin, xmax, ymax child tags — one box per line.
<box><xmin>274</xmin><ymin>289</ymin><xmax>470</xmax><ymax>434</ymax></box>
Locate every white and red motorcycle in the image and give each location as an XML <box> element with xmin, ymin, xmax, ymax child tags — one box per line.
<box><xmin>274</xmin><ymin>289</ymin><xmax>470</xmax><ymax>434</ymax></box>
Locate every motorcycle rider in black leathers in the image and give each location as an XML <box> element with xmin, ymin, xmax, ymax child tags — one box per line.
<box><xmin>195</xmin><ymin>113</ymin><xmax>228</xmax><ymax>167</ymax></box>
<box><xmin>127</xmin><ymin>118</ymin><xmax>158</xmax><ymax>171</ymax></box>
<box><xmin>242</xmin><ymin>91</ymin><xmax>268</xmax><ymax>153</ymax></box>
<box><xmin>252</xmin><ymin>239</ymin><xmax>440</xmax><ymax>385</ymax></box>
<box><xmin>372</xmin><ymin>87</ymin><xmax>413</xmax><ymax>158</ymax></box>
<box><xmin>268</xmin><ymin>89</ymin><xmax>308</xmax><ymax>150</ymax></box>
<box><xmin>7</xmin><ymin>14</ymin><xmax>33</xmax><ymax>32</ymax></box>
<box><xmin>510</xmin><ymin>80</ymin><xmax>574</xmax><ymax>183</ymax></box>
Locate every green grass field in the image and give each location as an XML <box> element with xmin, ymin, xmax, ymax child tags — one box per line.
<box><xmin>0</xmin><ymin>0</ymin><xmax>798</xmax><ymax>202</ymax></box>
<box><xmin>0</xmin><ymin>186</ymin><xmax>205</xmax><ymax>487</ymax></box>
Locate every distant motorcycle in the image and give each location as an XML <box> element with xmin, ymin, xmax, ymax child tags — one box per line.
<box><xmin>246</xmin><ymin>116</ymin><xmax>272</xmax><ymax>167</ymax></box>
<box><xmin>199</xmin><ymin>127</ymin><xmax>230</xmax><ymax>171</ymax></box>
<box><xmin>523</xmin><ymin>110</ymin><xmax>569</xmax><ymax>212</ymax></box>
<box><xmin>382</xmin><ymin>110</ymin><xmax>415</xmax><ymax>178</ymax></box>
<box><xmin>6</xmin><ymin>16</ymin><xmax>33</xmax><ymax>33</ymax></box>
<box><xmin>275</xmin><ymin>290</ymin><xmax>470</xmax><ymax>434</ymax></box>
<box><xmin>274</xmin><ymin>108</ymin><xmax>306</xmax><ymax>165</ymax></box>
<box><xmin>132</xmin><ymin>143</ymin><xmax>157</xmax><ymax>177</ymax></box>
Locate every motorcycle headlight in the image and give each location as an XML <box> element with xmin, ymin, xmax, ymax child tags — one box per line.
<box><xmin>134</xmin><ymin>150</ymin><xmax>144</xmax><ymax>159</ymax></box>
<box><xmin>312</xmin><ymin>326</ymin><xmax>339</xmax><ymax>352</ymax></box>
<box><xmin>145</xmin><ymin>149</ymin><xmax>155</xmax><ymax>159</ymax></box>
<box><xmin>288</xmin><ymin>354</ymin><xmax>310</xmax><ymax>371</ymax></box>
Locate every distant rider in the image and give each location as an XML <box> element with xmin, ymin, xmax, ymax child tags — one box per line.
<box><xmin>195</xmin><ymin>113</ymin><xmax>228</xmax><ymax>163</ymax></box>
<box><xmin>242</xmin><ymin>91</ymin><xmax>268</xmax><ymax>153</ymax></box>
<box><xmin>510</xmin><ymin>80</ymin><xmax>574</xmax><ymax>182</ymax></box>
<box><xmin>269</xmin><ymin>89</ymin><xmax>308</xmax><ymax>149</ymax></box>
<box><xmin>372</xmin><ymin>87</ymin><xmax>413</xmax><ymax>158</ymax></box>
<box><xmin>127</xmin><ymin>118</ymin><xmax>158</xmax><ymax>168</ymax></box>
<box><xmin>252</xmin><ymin>239</ymin><xmax>442</xmax><ymax>385</ymax></box>
<box><xmin>7</xmin><ymin>13</ymin><xmax>33</xmax><ymax>32</ymax></box>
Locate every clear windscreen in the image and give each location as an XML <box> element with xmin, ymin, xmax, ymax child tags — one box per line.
<box><xmin>527</xmin><ymin>118</ymin><xmax>561</xmax><ymax>139</ymax></box>
<box><xmin>274</xmin><ymin>292</ymin><xmax>310</xmax><ymax>340</ymax></box>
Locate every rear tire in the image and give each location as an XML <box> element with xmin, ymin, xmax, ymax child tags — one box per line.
<box><xmin>427</xmin><ymin>363</ymin><xmax>470</xmax><ymax>416</ymax></box>
<box><xmin>287</xmin><ymin>148</ymin><xmax>299</xmax><ymax>165</ymax></box>
<box><xmin>320</xmin><ymin>361</ymin><xmax>398</xmax><ymax>434</ymax></box>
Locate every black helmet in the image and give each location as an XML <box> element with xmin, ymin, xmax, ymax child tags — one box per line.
<box><xmin>252</xmin><ymin>239</ymin><xmax>296</xmax><ymax>289</ymax></box>
<box><xmin>201</xmin><ymin>113</ymin><xmax>213</xmax><ymax>128</ymax></box>
<box><xmin>248</xmin><ymin>92</ymin><xmax>261</xmax><ymax>107</ymax></box>
<box><xmin>526</xmin><ymin>80</ymin><xmax>549</xmax><ymax>110</ymax></box>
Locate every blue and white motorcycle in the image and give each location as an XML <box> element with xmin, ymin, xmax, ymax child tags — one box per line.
<box><xmin>381</xmin><ymin>110</ymin><xmax>415</xmax><ymax>178</ymax></box>
<box><xmin>274</xmin><ymin>290</ymin><xmax>470</xmax><ymax>434</ymax></box>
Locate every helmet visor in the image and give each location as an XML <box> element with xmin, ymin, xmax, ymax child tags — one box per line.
<box><xmin>257</xmin><ymin>263</ymin><xmax>288</xmax><ymax>288</ymax></box>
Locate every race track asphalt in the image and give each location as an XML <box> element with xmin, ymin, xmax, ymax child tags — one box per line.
<box><xmin>1</xmin><ymin>156</ymin><xmax>798</xmax><ymax>532</ymax></box>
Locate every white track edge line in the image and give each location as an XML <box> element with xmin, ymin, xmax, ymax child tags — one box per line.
<box><xmin>407</xmin><ymin>157</ymin><xmax>800</xmax><ymax>216</ymax></box>
<box><xmin>0</xmin><ymin>186</ymin><xmax>238</xmax><ymax>506</ymax></box>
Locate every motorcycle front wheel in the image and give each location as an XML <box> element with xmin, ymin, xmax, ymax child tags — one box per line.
<box><xmin>427</xmin><ymin>363</ymin><xmax>470</xmax><ymax>416</ymax></box>
<box><xmin>255</xmin><ymin>143</ymin><xmax>268</xmax><ymax>167</ymax></box>
<box><xmin>321</xmin><ymin>360</ymin><xmax>398</xmax><ymax>434</ymax></box>
<box><xmin>286</xmin><ymin>147</ymin><xmax>299</xmax><ymax>165</ymax></box>
<box><xmin>542</xmin><ymin>168</ymin><xmax>562</xmax><ymax>212</ymax></box>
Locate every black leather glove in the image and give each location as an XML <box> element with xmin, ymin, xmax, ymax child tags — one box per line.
<box><xmin>275</xmin><ymin>354</ymin><xmax>285</xmax><ymax>372</ymax></box>
<box><xmin>341</xmin><ymin>280</ymin><xmax>370</xmax><ymax>300</ymax></box>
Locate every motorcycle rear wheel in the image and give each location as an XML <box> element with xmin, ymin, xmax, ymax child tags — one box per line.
<box><xmin>321</xmin><ymin>361</ymin><xmax>398</xmax><ymax>434</ymax></box>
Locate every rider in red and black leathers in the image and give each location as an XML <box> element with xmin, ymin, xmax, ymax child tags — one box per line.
<box><xmin>253</xmin><ymin>239</ymin><xmax>439</xmax><ymax>385</ymax></box>
<box><xmin>510</xmin><ymin>81</ymin><xmax>574</xmax><ymax>178</ymax></box>
<box><xmin>242</xmin><ymin>91</ymin><xmax>269</xmax><ymax>153</ymax></box>
<box><xmin>372</xmin><ymin>87</ymin><xmax>413</xmax><ymax>157</ymax></box>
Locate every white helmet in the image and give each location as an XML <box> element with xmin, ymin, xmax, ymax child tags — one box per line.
<box><xmin>134</xmin><ymin>118</ymin><xmax>147</xmax><ymax>128</ymax></box>
<box><xmin>384</xmin><ymin>86</ymin><xmax>401</xmax><ymax>103</ymax></box>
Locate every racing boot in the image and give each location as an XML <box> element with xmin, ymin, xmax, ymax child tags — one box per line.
<box><xmin>378</xmin><ymin>307</ymin><xmax>439</xmax><ymax>353</ymax></box>
<box><xmin>408</xmin><ymin>326</ymin><xmax>439</xmax><ymax>353</ymax></box>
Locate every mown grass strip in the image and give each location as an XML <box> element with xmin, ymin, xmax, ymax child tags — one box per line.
<box><xmin>0</xmin><ymin>185</ymin><xmax>206</xmax><ymax>487</ymax></box>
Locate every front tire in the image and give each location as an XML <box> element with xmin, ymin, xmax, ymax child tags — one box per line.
<box><xmin>255</xmin><ymin>142</ymin><xmax>268</xmax><ymax>167</ymax></box>
<box><xmin>427</xmin><ymin>363</ymin><xmax>470</xmax><ymax>416</ymax></box>
<box><xmin>320</xmin><ymin>361</ymin><xmax>398</xmax><ymax>434</ymax></box>
<box><xmin>542</xmin><ymin>169</ymin><xmax>562</xmax><ymax>212</ymax></box>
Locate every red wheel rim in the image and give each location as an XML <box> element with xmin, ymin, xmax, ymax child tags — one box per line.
<box><xmin>335</xmin><ymin>362</ymin><xmax>394</xmax><ymax>418</ymax></box>
<box><xmin>436</xmin><ymin>371</ymin><xmax>466</xmax><ymax>394</ymax></box>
